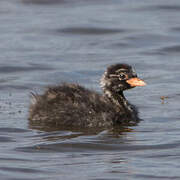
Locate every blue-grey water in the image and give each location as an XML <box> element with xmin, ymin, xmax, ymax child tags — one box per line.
<box><xmin>1</xmin><ymin>0</ymin><xmax>180</xmax><ymax>179</ymax></box>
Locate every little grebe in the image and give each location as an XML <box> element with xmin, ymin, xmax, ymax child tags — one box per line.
<box><xmin>29</xmin><ymin>64</ymin><xmax>146</xmax><ymax>129</ymax></box>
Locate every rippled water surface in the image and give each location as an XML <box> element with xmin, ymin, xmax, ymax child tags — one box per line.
<box><xmin>1</xmin><ymin>0</ymin><xmax>180</xmax><ymax>179</ymax></box>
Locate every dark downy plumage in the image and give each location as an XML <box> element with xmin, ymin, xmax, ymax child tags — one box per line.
<box><xmin>29</xmin><ymin>64</ymin><xmax>146</xmax><ymax>129</ymax></box>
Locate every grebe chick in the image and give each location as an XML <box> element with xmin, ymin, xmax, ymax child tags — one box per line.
<box><xmin>29</xmin><ymin>64</ymin><xmax>146</xmax><ymax>129</ymax></box>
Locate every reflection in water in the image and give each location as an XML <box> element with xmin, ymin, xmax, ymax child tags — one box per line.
<box><xmin>28</xmin><ymin>118</ymin><xmax>135</xmax><ymax>137</ymax></box>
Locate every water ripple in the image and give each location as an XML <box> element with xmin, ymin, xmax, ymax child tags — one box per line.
<box><xmin>58</xmin><ymin>27</ymin><xmax>127</xmax><ymax>35</ymax></box>
<box><xmin>21</xmin><ymin>0</ymin><xmax>65</xmax><ymax>5</ymax></box>
<box><xmin>0</xmin><ymin>166</ymin><xmax>44</xmax><ymax>173</ymax></box>
<box><xmin>144</xmin><ymin>45</ymin><xmax>180</xmax><ymax>55</ymax></box>
<box><xmin>136</xmin><ymin>5</ymin><xmax>180</xmax><ymax>11</ymax></box>
<box><xmin>0</xmin><ymin>0</ymin><xmax>180</xmax><ymax>179</ymax></box>
<box><xmin>0</xmin><ymin>65</ymin><xmax>53</xmax><ymax>74</ymax></box>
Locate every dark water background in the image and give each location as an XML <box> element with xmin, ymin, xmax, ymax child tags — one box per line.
<box><xmin>1</xmin><ymin>0</ymin><xmax>180</xmax><ymax>179</ymax></box>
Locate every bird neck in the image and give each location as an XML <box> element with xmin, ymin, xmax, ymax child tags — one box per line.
<box><xmin>104</xmin><ymin>89</ymin><xmax>128</xmax><ymax>108</ymax></box>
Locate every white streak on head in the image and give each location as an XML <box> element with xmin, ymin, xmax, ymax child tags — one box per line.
<box><xmin>115</xmin><ymin>68</ymin><xmax>127</xmax><ymax>73</ymax></box>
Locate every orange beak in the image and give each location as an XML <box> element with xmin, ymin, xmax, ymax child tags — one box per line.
<box><xmin>126</xmin><ymin>78</ymin><xmax>146</xmax><ymax>87</ymax></box>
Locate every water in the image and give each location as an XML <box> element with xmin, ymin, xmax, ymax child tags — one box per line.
<box><xmin>0</xmin><ymin>0</ymin><xmax>180</xmax><ymax>179</ymax></box>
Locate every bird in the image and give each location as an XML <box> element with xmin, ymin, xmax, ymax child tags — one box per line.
<box><xmin>29</xmin><ymin>64</ymin><xmax>146</xmax><ymax>129</ymax></box>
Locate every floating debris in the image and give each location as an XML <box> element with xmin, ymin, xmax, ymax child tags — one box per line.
<box><xmin>160</xmin><ymin>96</ymin><xmax>169</xmax><ymax>104</ymax></box>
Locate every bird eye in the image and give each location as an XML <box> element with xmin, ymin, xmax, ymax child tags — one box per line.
<box><xmin>119</xmin><ymin>73</ymin><xmax>126</xmax><ymax>80</ymax></box>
